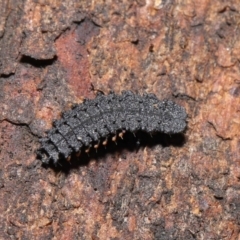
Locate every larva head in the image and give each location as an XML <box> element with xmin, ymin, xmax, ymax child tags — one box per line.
<box><xmin>36</xmin><ymin>149</ymin><xmax>50</xmax><ymax>164</ymax></box>
<box><xmin>158</xmin><ymin>100</ymin><xmax>187</xmax><ymax>134</ymax></box>
<box><xmin>37</xmin><ymin>138</ymin><xmax>59</xmax><ymax>166</ymax></box>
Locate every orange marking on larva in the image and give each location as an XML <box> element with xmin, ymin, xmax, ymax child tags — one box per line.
<box><xmin>119</xmin><ymin>131</ymin><xmax>125</xmax><ymax>139</ymax></box>
<box><xmin>94</xmin><ymin>142</ymin><xmax>99</xmax><ymax>149</ymax></box>
<box><xmin>103</xmin><ymin>139</ymin><xmax>108</xmax><ymax>146</ymax></box>
<box><xmin>85</xmin><ymin>144</ymin><xmax>92</xmax><ymax>154</ymax></box>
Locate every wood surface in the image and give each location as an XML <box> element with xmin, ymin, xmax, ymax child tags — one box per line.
<box><xmin>0</xmin><ymin>0</ymin><xmax>240</xmax><ymax>239</ymax></box>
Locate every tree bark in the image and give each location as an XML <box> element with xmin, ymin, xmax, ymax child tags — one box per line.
<box><xmin>0</xmin><ymin>0</ymin><xmax>240</xmax><ymax>239</ymax></box>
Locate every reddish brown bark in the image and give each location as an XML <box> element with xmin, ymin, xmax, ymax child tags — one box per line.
<box><xmin>0</xmin><ymin>0</ymin><xmax>240</xmax><ymax>239</ymax></box>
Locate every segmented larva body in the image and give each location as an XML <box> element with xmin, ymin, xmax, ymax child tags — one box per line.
<box><xmin>37</xmin><ymin>91</ymin><xmax>187</xmax><ymax>165</ymax></box>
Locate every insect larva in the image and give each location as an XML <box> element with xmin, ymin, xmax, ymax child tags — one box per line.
<box><xmin>37</xmin><ymin>91</ymin><xmax>187</xmax><ymax>165</ymax></box>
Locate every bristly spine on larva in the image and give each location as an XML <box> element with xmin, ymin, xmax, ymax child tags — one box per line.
<box><xmin>37</xmin><ymin>91</ymin><xmax>187</xmax><ymax>165</ymax></box>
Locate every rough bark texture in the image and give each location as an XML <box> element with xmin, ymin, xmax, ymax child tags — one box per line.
<box><xmin>0</xmin><ymin>0</ymin><xmax>240</xmax><ymax>239</ymax></box>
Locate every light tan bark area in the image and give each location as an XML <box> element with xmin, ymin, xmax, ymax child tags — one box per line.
<box><xmin>0</xmin><ymin>0</ymin><xmax>240</xmax><ymax>239</ymax></box>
